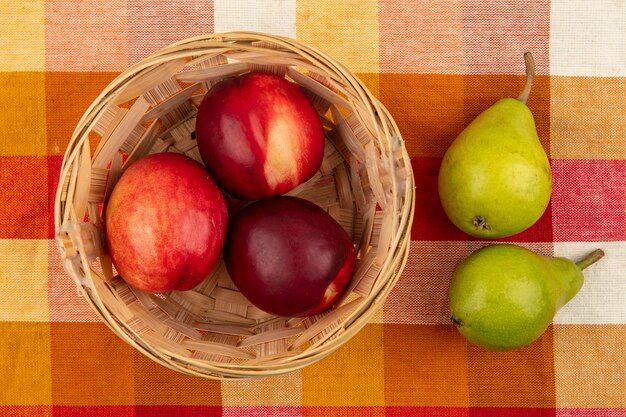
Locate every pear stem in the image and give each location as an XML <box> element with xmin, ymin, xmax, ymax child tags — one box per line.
<box><xmin>517</xmin><ymin>52</ymin><xmax>535</xmax><ymax>104</ymax></box>
<box><xmin>576</xmin><ymin>249</ymin><xmax>605</xmax><ymax>271</ymax></box>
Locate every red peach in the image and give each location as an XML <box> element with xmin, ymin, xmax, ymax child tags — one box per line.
<box><xmin>224</xmin><ymin>196</ymin><xmax>356</xmax><ymax>317</ymax></box>
<box><xmin>196</xmin><ymin>72</ymin><xmax>325</xmax><ymax>200</ymax></box>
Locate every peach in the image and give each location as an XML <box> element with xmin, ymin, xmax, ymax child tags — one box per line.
<box><xmin>105</xmin><ymin>153</ymin><xmax>228</xmax><ymax>292</ymax></box>
<box><xmin>224</xmin><ymin>196</ymin><xmax>356</xmax><ymax>317</ymax></box>
<box><xmin>196</xmin><ymin>72</ymin><xmax>325</xmax><ymax>200</ymax></box>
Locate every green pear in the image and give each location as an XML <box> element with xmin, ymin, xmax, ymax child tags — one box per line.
<box><xmin>438</xmin><ymin>53</ymin><xmax>552</xmax><ymax>238</ymax></box>
<box><xmin>449</xmin><ymin>244</ymin><xmax>604</xmax><ymax>350</ymax></box>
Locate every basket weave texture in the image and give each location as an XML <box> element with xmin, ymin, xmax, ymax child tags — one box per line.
<box><xmin>54</xmin><ymin>32</ymin><xmax>415</xmax><ymax>379</ymax></box>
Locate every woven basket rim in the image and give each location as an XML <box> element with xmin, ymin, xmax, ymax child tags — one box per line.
<box><xmin>54</xmin><ymin>31</ymin><xmax>416</xmax><ymax>379</ymax></box>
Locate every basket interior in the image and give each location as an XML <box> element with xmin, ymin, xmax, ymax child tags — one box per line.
<box><xmin>55</xmin><ymin>34</ymin><xmax>412</xmax><ymax>378</ymax></box>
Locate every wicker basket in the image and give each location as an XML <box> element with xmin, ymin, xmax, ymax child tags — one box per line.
<box><xmin>54</xmin><ymin>32</ymin><xmax>415</xmax><ymax>379</ymax></box>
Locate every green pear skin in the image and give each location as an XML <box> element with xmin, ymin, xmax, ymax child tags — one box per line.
<box><xmin>438</xmin><ymin>53</ymin><xmax>552</xmax><ymax>238</ymax></box>
<box><xmin>449</xmin><ymin>244</ymin><xmax>604</xmax><ymax>351</ymax></box>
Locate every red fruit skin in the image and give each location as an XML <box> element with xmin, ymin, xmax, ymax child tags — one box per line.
<box><xmin>224</xmin><ymin>196</ymin><xmax>356</xmax><ymax>317</ymax></box>
<box><xmin>105</xmin><ymin>153</ymin><xmax>228</xmax><ymax>293</ymax></box>
<box><xmin>195</xmin><ymin>72</ymin><xmax>325</xmax><ymax>200</ymax></box>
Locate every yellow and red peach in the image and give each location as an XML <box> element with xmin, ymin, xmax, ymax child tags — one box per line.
<box><xmin>105</xmin><ymin>153</ymin><xmax>228</xmax><ymax>293</ymax></box>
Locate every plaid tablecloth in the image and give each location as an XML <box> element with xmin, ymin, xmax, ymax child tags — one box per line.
<box><xmin>1</xmin><ymin>0</ymin><xmax>625</xmax><ymax>416</ymax></box>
